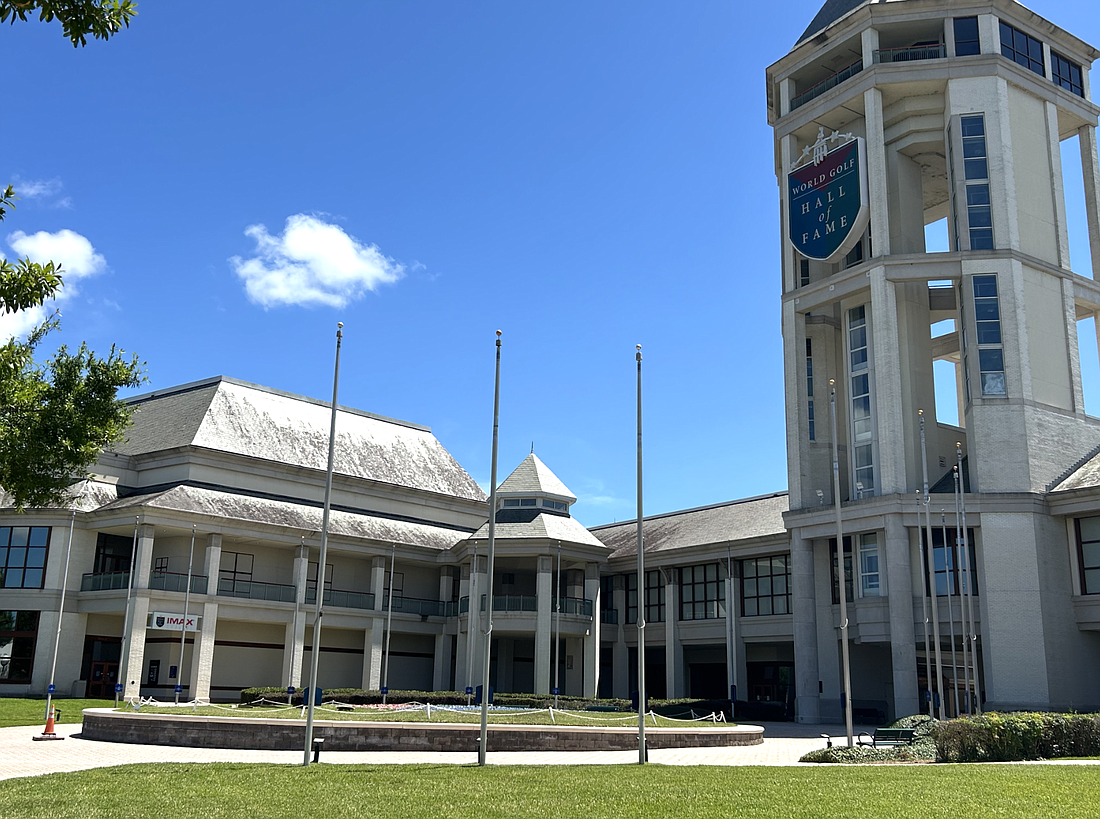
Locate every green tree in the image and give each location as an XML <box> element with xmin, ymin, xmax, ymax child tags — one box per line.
<box><xmin>1</xmin><ymin>1</ymin><xmax>144</xmax><ymax>509</ymax></box>
<box><xmin>0</xmin><ymin>0</ymin><xmax>135</xmax><ymax>46</ymax></box>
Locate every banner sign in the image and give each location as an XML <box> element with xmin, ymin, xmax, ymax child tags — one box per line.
<box><xmin>150</xmin><ymin>611</ymin><xmax>199</xmax><ymax>631</ymax></box>
<box><xmin>788</xmin><ymin>132</ymin><xmax>869</xmax><ymax>262</ymax></box>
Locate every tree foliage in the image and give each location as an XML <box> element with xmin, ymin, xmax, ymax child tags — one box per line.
<box><xmin>0</xmin><ymin>0</ymin><xmax>136</xmax><ymax>47</ymax></box>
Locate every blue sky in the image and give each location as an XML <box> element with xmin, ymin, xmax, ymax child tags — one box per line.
<box><xmin>3</xmin><ymin>1</ymin><xmax>1099</xmax><ymax>526</ymax></box>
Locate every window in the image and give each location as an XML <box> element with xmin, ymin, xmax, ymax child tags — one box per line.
<box><xmin>1000</xmin><ymin>21</ymin><xmax>1044</xmax><ymax>76</ymax></box>
<box><xmin>219</xmin><ymin>552</ymin><xmax>254</xmax><ymax>584</ymax></box>
<box><xmin>859</xmin><ymin>533</ymin><xmax>881</xmax><ymax>597</ymax></box>
<box><xmin>799</xmin><ymin>258</ymin><xmax>810</xmax><ymax>288</ymax></box>
<box><xmin>806</xmin><ymin>339</ymin><xmax>815</xmax><ymax>441</ymax></box>
<box><xmin>308</xmin><ymin>561</ymin><xmax>334</xmax><ymax>592</ymax></box>
<box><xmin>1052</xmin><ymin>51</ymin><xmax>1084</xmax><ymax>97</ymax></box>
<box><xmin>0</xmin><ymin>527</ymin><xmax>50</xmax><ymax>589</ymax></box>
<box><xmin>0</xmin><ymin>610</ymin><xmax>39</xmax><ymax>683</ymax></box>
<box><xmin>153</xmin><ymin>557</ymin><xmax>169</xmax><ymax>577</ymax></box>
<box><xmin>830</xmin><ymin>538</ymin><xmax>854</xmax><ymax>604</ymax></box>
<box><xmin>959</xmin><ymin>116</ymin><xmax>993</xmax><ymax>251</ymax></box>
<box><xmin>626</xmin><ymin>570</ymin><xmax>664</xmax><ymax>624</ymax></box>
<box><xmin>921</xmin><ymin>527</ymin><xmax>978</xmax><ymax>596</ymax></box>
<box><xmin>844</xmin><ymin>239</ymin><xmax>864</xmax><ymax>268</ymax></box>
<box><xmin>741</xmin><ymin>555</ymin><xmax>790</xmax><ymax>616</ymax></box>
<box><xmin>542</xmin><ymin>499</ymin><xmax>567</xmax><ymax>511</ymax></box>
<box><xmin>1076</xmin><ymin>517</ymin><xmax>1100</xmax><ymax>594</ymax></box>
<box><xmin>953</xmin><ymin>17</ymin><xmax>980</xmax><ymax>56</ymax></box>
<box><xmin>973</xmin><ymin>275</ymin><xmax>1006</xmax><ymax>395</ymax></box>
<box><xmin>680</xmin><ymin>563</ymin><xmax>725</xmax><ymax>620</ymax></box>
<box><xmin>93</xmin><ymin>533</ymin><xmax>132</xmax><ymax>574</ymax></box>
<box><xmin>600</xmin><ymin>575</ymin><xmax>615</xmax><ymax>611</ymax></box>
<box><xmin>848</xmin><ymin>305</ymin><xmax>875</xmax><ymax>493</ymax></box>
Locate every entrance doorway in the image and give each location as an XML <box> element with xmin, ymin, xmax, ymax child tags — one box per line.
<box><xmin>87</xmin><ymin>661</ymin><xmax>119</xmax><ymax>698</ymax></box>
<box><xmin>81</xmin><ymin>635</ymin><xmax>122</xmax><ymax>698</ymax></box>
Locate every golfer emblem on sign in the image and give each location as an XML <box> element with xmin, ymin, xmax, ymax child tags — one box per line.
<box><xmin>788</xmin><ymin>127</ymin><xmax>870</xmax><ymax>262</ymax></box>
<box><xmin>156</xmin><ymin>616</ymin><xmax>165</xmax><ymax>627</ymax></box>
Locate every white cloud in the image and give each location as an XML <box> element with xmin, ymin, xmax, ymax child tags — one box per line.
<box><xmin>11</xmin><ymin>177</ymin><xmax>71</xmax><ymax>208</ymax></box>
<box><xmin>8</xmin><ymin>229</ymin><xmax>106</xmax><ymax>281</ymax></box>
<box><xmin>230</xmin><ymin>214</ymin><xmax>404</xmax><ymax>309</ymax></box>
<box><xmin>0</xmin><ymin>228</ymin><xmax>106</xmax><ymax>342</ymax></box>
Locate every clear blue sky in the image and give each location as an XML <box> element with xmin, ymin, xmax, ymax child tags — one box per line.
<box><xmin>3</xmin><ymin>1</ymin><xmax>1099</xmax><ymax>526</ymax></box>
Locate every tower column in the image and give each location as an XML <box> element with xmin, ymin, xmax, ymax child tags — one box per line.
<box><xmin>863</xmin><ymin>87</ymin><xmax>890</xmax><ymax>257</ymax></box>
<box><xmin>883</xmin><ymin>517</ymin><xmax>919</xmax><ymax>719</ymax></box>
<box><xmin>582</xmin><ymin>561</ymin><xmax>600</xmax><ymax>698</ymax></box>
<box><xmin>791</xmin><ymin>529</ymin><xmax>820</xmax><ymax>723</ymax></box>
<box><xmin>534</xmin><ymin>555</ymin><xmax>553</xmax><ymax>695</ymax></box>
<box><xmin>1080</xmin><ymin>125</ymin><xmax>1100</xmax><ymax>278</ymax></box>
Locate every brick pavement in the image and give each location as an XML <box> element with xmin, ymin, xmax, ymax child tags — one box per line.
<box><xmin>0</xmin><ymin>720</ymin><xmax>845</xmax><ymax>780</ymax></box>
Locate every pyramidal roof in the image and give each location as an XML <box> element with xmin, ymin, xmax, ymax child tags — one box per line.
<box><xmin>111</xmin><ymin>376</ymin><xmax>486</xmax><ymax>502</ymax></box>
<box><xmin>497</xmin><ymin>453</ymin><xmax>576</xmax><ymax>502</ymax></box>
<box><xmin>797</xmin><ymin>0</ymin><xmax>870</xmax><ymax>45</ymax></box>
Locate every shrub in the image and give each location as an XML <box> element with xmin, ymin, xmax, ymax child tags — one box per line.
<box><xmin>934</xmin><ymin>712</ymin><xmax>1100</xmax><ymax>762</ymax></box>
<box><xmin>799</xmin><ymin>714</ymin><xmax>938</xmax><ymax>764</ymax></box>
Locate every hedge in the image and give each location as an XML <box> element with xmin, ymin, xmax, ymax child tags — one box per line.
<box><xmin>934</xmin><ymin>711</ymin><xmax>1100</xmax><ymax>762</ymax></box>
<box><xmin>799</xmin><ymin>714</ymin><xmax>938</xmax><ymax>764</ymax></box>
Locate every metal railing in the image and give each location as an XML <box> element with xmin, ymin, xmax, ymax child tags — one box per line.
<box><xmin>150</xmin><ymin>571</ymin><xmax>208</xmax><ymax>594</ymax></box>
<box><xmin>790</xmin><ymin>59</ymin><xmax>863</xmax><ymax>111</ymax></box>
<box><xmin>601</xmin><ymin>608</ymin><xmax>619</xmax><ymax>625</ymax></box>
<box><xmin>381</xmin><ymin>595</ymin><xmax>447</xmax><ymax>617</ymax></box>
<box><xmin>217</xmin><ymin>577</ymin><xmax>296</xmax><ymax>603</ymax></box>
<box><xmin>81</xmin><ymin>571</ymin><xmax>130</xmax><ymax>591</ymax></box>
<box><xmin>553</xmin><ymin>596</ymin><xmax>594</xmax><ymax>617</ymax></box>
<box><xmin>873</xmin><ymin>43</ymin><xmax>946</xmax><ymax>64</ymax></box>
<box><xmin>305</xmin><ymin>587</ymin><xmax>375</xmax><ymax>611</ymax></box>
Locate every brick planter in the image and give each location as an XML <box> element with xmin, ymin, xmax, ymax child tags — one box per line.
<box><xmin>81</xmin><ymin>709</ymin><xmax>763</xmax><ymax>751</ymax></box>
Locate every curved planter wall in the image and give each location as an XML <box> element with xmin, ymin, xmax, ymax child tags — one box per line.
<box><xmin>81</xmin><ymin>709</ymin><xmax>763</xmax><ymax>752</ymax></box>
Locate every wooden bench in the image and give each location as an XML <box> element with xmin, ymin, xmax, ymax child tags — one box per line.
<box><xmin>858</xmin><ymin>727</ymin><xmax>917</xmax><ymax>747</ymax></box>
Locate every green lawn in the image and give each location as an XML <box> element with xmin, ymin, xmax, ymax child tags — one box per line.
<box><xmin>0</xmin><ymin>698</ymin><xmax>115</xmax><ymax>729</ymax></box>
<box><xmin>135</xmin><ymin>702</ymin><xmax>724</xmax><ymax>728</ymax></box>
<box><xmin>1</xmin><ymin>763</ymin><xmax>1097</xmax><ymax>818</ymax></box>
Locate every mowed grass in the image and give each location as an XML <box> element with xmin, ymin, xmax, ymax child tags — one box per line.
<box><xmin>1</xmin><ymin>763</ymin><xmax>1098</xmax><ymax>818</ymax></box>
<box><xmin>135</xmin><ymin>703</ymin><xmax>723</xmax><ymax>728</ymax></box>
<box><xmin>0</xmin><ymin>698</ymin><xmax>115</xmax><ymax>729</ymax></box>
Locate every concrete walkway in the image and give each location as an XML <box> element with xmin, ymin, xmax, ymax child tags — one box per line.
<box><xmin>0</xmin><ymin>720</ymin><xmax>845</xmax><ymax>781</ymax></box>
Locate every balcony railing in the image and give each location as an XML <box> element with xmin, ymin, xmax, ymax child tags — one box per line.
<box><xmin>81</xmin><ymin>571</ymin><xmax>130</xmax><ymax>591</ymax></box>
<box><xmin>601</xmin><ymin>608</ymin><xmax>619</xmax><ymax>625</ymax></box>
<box><xmin>150</xmin><ymin>571</ymin><xmax>208</xmax><ymax>594</ymax></box>
<box><xmin>553</xmin><ymin>596</ymin><xmax>594</xmax><ymax>617</ymax></box>
<box><xmin>790</xmin><ymin>59</ymin><xmax>863</xmax><ymax>111</ymax></box>
<box><xmin>873</xmin><ymin>43</ymin><xmax>946</xmax><ymax>64</ymax></box>
<box><xmin>381</xmin><ymin>595</ymin><xmax>447</xmax><ymax>617</ymax></box>
<box><xmin>305</xmin><ymin>587</ymin><xmax>375</xmax><ymax>611</ymax></box>
<box><xmin>217</xmin><ymin>577</ymin><xmax>296</xmax><ymax>603</ymax></box>
<box><xmin>492</xmin><ymin>594</ymin><xmax>537</xmax><ymax>613</ymax></box>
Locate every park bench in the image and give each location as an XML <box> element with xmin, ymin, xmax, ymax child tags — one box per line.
<box><xmin>857</xmin><ymin>727</ymin><xmax>916</xmax><ymax>747</ymax></box>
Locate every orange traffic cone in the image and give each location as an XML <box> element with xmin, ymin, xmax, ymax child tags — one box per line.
<box><xmin>32</xmin><ymin>706</ymin><xmax>65</xmax><ymax>742</ymax></box>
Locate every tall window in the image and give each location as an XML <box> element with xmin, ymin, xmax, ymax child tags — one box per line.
<box><xmin>679</xmin><ymin>563</ymin><xmax>725</xmax><ymax>621</ymax></box>
<box><xmin>626</xmin><ymin>570</ymin><xmax>664</xmax><ymax>624</ymax></box>
<box><xmin>921</xmin><ymin>527</ymin><xmax>978</xmax><ymax>596</ymax></box>
<box><xmin>859</xmin><ymin>533</ymin><xmax>881</xmax><ymax>597</ymax></box>
<box><xmin>953</xmin><ymin>17</ymin><xmax>980</xmax><ymax>56</ymax></box>
<box><xmin>830</xmin><ymin>537</ymin><xmax>854</xmax><ymax>604</ymax></box>
<box><xmin>806</xmin><ymin>338</ymin><xmax>815</xmax><ymax>441</ymax></box>
<box><xmin>1052</xmin><ymin>52</ymin><xmax>1084</xmax><ymax>97</ymax></box>
<box><xmin>799</xmin><ymin>258</ymin><xmax>810</xmax><ymax>288</ymax></box>
<box><xmin>741</xmin><ymin>555</ymin><xmax>790</xmax><ymax>616</ymax></box>
<box><xmin>219</xmin><ymin>552</ymin><xmax>254</xmax><ymax>585</ymax></box>
<box><xmin>973</xmin><ymin>275</ymin><xmax>1006</xmax><ymax>395</ymax></box>
<box><xmin>308</xmin><ymin>562</ymin><xmax>334</xmax><ymax>592</ymax></box>
<box><xmin>93</xmin><ymin>532</ymin><xmax>132</xmax><ymax>574</ymax></box>
<box><xmin>1000</xmin><ymin>21</ymin><xmax>1044</xmax><ymax>76</ymax></box>
<box><xmin>0</xmin><ymin>527</ymin><xmax>50</xmax><ymax>589</ymax></box>
<box><xmin>1075</xmin><ymin>517</ymin><xmax>1100</xmax><ymax>594</ymax></box>
<box><xmin>961</xmin><ymin>116</ymin><xmax>993</xmax><ymax>251</ymax></box>
<box><xmin>0</xmin><ymin>610</ymin><xmax>39</xmax><ymax>683</ymax></box>
<box><xmin>848</xmin><ymin>305</ymin><xmax>875</xmax><ymax>494</ymax></box>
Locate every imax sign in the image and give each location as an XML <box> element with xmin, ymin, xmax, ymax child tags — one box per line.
<box><xmin>150</xmin><ymin>611</ymin><xmax>199</xmax><ymax>631</ymax></box>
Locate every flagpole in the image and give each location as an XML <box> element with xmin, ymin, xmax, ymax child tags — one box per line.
<box><xmin>941</xmin><ymin>510</ymin><xmax>959</xmax><ymax>717</ymax></box>
<box><xmin>958</xmin><ymin>443</ymin><xmax>980</xmax><ymax>714</ymax></box>
<box><xmin>478</xmin><ymin>330</ymin><xmax>502</xmax><ymax>767</ymax></box>
<box><xmin>554</xmin><ymin>540</ymin><xmax>561</xmax><ymax>709</ymax></box>
<box><xmin>118</xmin><ymin>516</ymin><xmax>140</xmax><ymax>705</ymax></box>
<box><xmin>289</xmin><ymin>536</ymin><xmax>305</xmax><ymax>704</ymax></box>
<box><xmin>175</xmin><ymin>523</ymin><xmax>196</xmax><ymax>704</ymax></box>
<box><xmin>303</xmin><ymin>322</ymin><xmax>343</xmax><ymax>766</ymax></box>
<box><xmin>919</xmin><ymin>410</ymin><xmax>945</xmax><ymax>720</ymax></box>
<box><xmin>829</xmin><ymin>380</ymin><xmax>853</xmax><ymax>746</ymax></box>
<box><xmin>916</xmin><ymin>491</ymin><xmax>933</xmax><ymax>716</ymax></box>
<box><xmin>45</xmin><ymin>483</ymin><xmax>84</xmax><ymax>723</ymax></box>
<box><xmin>954</xmin><ymin>466</ymin><xmax>972</xmax><ymax>714</ymax></box>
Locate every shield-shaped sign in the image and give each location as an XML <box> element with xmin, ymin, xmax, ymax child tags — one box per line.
<box><xmin>155</xmin><ymin>616</ymin><xmax>165</xmax><ymax>627</ymax></box>
<box><xmin>788</xmin><ymin>136</ymin><xmax>869</xmax><ymax>262</ymax></box>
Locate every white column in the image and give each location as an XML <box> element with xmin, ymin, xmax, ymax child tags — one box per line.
<box><xmin>534</xmin><ymin>555</ymin><xmax>553</xmax><ymax>694</ymax></box>
<box><xmin>121</xmin><ymin>523</ymin><xmax>155</xmax><ymax>698</ymax></box>
<box><xmin>864</xmin><ymin>87</ymin><xmax>890</xmax><ymax>257</ymax></box>
<box><xmin>468</xmin><ymin>554</ymin><xmax>488</xmax><ymax>688</ymax></box>
<box><xmin>977</xmin><ymin>14</ymin><xmax>998</xmax><ymax>56</ymax></box>
<box><xmin>583</xmin><ymin>562</ymin><xmax>600</xmax><ymax>698</ymax></box>
<box><xmin>433</xmin><ymin>569</ymin><xmax>454</xmax><ymax>691</ymax></box>
<box><xmin>791</xmin><ymin>529</ymin><xmax>821</xmax><ymax>723</ymax></box>
<box><xmin>860</xmin><ymin>26</ymin><xmax>878</xmax><ymax>69</ymax></box>
<box><xmin>282</xmin><ymin>543</ymin><xmax>307</xmax><ymax>689</ymax></box>
<box><xmin>612</xmin><ymin>575</ymin><xmax>629</xmax><ymax>698</ymax></box>
<box><xmin>455</xmin><ymin>563</ymin><xmax>471</xmax><ymax>689</ymax></box>
<box><xmin>883</xmin><ymin>518</ymin><xmax>919</xmax><ymax>719</ymax></box>
<box><xmin>188</xmin><ymin>534</ymin><xmax>220</xmax><ymax>702</ymax></box>
<box><xmin>1080</xmin><ymin>125</ymin><xmax>1100</xmax><ymax>278</ymax></box>
<box><xmin>361</xmin><ymin>555</ymin><xmax>386</xmax><ymax>690</ymax></box>
<box><xmin>664</xmin><ymin>569</ymin><xmax>682</xmax><ymax>699</ymax></box>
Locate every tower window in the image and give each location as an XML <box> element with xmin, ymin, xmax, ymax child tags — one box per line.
<box><xmin>806</xmin><ymin>339</ymin><xmax>815</xmax><ymax>441</ymax></box>
<box><xmin>799</xmin><ymin>258</ymin><xmax>810</xmax><ymax>288</ymax></box>
<box><xmin>848</xmin><ymin>305</ymin><xmax>875</xmax><ymax>494</ymax></box>
<box><xmin>999</xmin><ymin>22</ymin><xmax>1044</xmax><ymax>76</ymax></box>
<box><xmin>953</xmin><ymin>17</ymin><xmax>980</xmax><ymax>57</ymax></box>
<box><xmin>1075</xmin><ymin>517</ymin><xmax>1100</xmax><ymax>594</ymax></box>
<box><xmin>973</xmin><ymin>275</ymin><xmax>1006</xmax><ymax>396</ymax></box>
<box><xmin>959</xmin><ymin>116</ymin><xmax>993</xmax><ymax>251</ymax></box>
<box><xmin>1052</xmin><ymin>52</ymin><xmax>1084</xmax><ymax>97</ymax></box>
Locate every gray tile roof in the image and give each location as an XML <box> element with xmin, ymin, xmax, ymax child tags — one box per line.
<box><xmin>497</xmin><ymin>453</ymin><xmax>576</xmax><ymax>501</ymax></box>
<box><xmin>590</xmin><ymin>492</ymin><xmax>789</xmax><ymax>558</ymax></box>
<box><xmin>92</xmin><ymin>484</ymin><xmax>467</xmax><ymax>550</ymax></box>
<box><xmin>797</xmin><ymin>0</ymin><xmax>868</xmax><ymax>45</ymax></box>
<box><xmin>1048</xmin><ymin>443</ymin><xmax>1100</xmax><ymax>493</ymax></box>
<box><xmin>113</xmin><ymin>377</ymin><xmax>486</xmax><ymax>502</ymax></box>
<box><xmin>470</xmin><ymin>511</ymin><xmax>609</xmax><ymax>549</ymax></box>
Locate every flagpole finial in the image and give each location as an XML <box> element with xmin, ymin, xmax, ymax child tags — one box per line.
<box><xmin>495</xmin><ymin>329</ymin><xmax>502</xmax><ymax>347</ymax></box>
<box><xmin>636</xmin><ymin>344</ymin><xmax>642</xmax><ymax>361</ymax></box>
<box><xmin>918</xmin><ymin>408</ymin><xmax>924</xmax><ymax>416</ymax></box>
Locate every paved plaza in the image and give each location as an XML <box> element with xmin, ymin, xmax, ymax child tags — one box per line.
<box><xmin>0</xmin><ymin>719</ymin><xmax>845</xmax><ymax>780</ymax></box>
